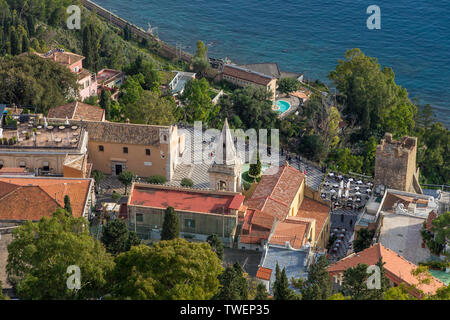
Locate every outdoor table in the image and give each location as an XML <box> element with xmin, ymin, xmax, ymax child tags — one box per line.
<box><xmin>356</xmin><ymin>198</ymin><xmax>361</xmax><ymax>202</ymax></box>
<box><xmin>336</xmin><ymin>243</ymin><xmax>340</xmax><ymax>247</ymax></box>
<box><xmin>341</xmin><ymin>229</ymin><xmax>346</xmax><ymax>232</ymax></box>
<box><xmin>333</xmin><ymin>248</ymin><xmax>337</xmax><ymax>252</ymax></box>
<box><xmin>333</xmin><ymin>229</ymin><xmax>338</xmax><ymax>232</ymax></box>
<box><xmin>47</xmin><ymin>126</ymin><xmax>54</xmax><ymax>130</ymax></box>
<box><xmin>37</xmin><ymin>126</ymin><xmax>42</xmax><ymax>129</ymax></box>
<box><xmin>71</xmin><ymin>126</ymin><xmax>78</xmax><ymax>130</ymax></box>
<box><xmin>357</xmin><ymin>180</ymin><xmax>363</xmax><ymax>184</ymax></box>
<box><xmin>340</xmin><ymin>234</ymin><xmax>345</xmax><ymax>238</ymax></box>
<box><xmin>59</xmin><ymin>126</ymin><xmax>65</xmax><ymax>130</ymax></box>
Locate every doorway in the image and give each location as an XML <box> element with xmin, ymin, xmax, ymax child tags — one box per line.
<box><xmin>115</xmin><ymin>164</ymin><xmax>123</xmax><ymax>176</ymax></box>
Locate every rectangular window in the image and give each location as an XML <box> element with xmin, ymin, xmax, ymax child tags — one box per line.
<box><xmin>99</xmin><ymin>145</ymin><xmax>104</xmax><ymax>152</ymax></box>
<box><xmin>123</xmin><ymin>147</ymin><xmax>128</xmax><ymax>154</ymax></box>
<box><xmin>184</xmin><ymin>219</ymin><xmax>195</xmax><ymax>229</ymax></box>
<box><xmin>146</xmin><ymin>149</ymin><xmax>151</xmax><ymax>156</ymax></box>
<box><xmin>19</xmin><ymin>161</ymin><xmax>26</xmax><ymax>168</ymax></box>
<box><xmin>136</xmin><ymin>214</ymin><xmax>143</xmax><ymax>222</ymax></box>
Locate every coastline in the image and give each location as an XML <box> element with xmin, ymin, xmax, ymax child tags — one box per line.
<box><xmin>85</xmin><ymin>0</ymin><xmax>449</xmax><ymax>127</ymax></box>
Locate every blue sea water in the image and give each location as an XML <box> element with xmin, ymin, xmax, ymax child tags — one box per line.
<box><xmin>94</xmin><ymin>0</ymin><xmax>450</xmax><ymax>126</ymax></box>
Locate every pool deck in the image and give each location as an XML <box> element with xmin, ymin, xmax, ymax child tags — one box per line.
<box><xmin>274</xmin><ymin>94</ymin><xmax>300</xmax><ymax>118</ymax></box>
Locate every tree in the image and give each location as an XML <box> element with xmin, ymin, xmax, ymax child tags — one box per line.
<box><xmin>430</xmin><ymin>211</ymin><xmax>450</xmax><ymax>253</ymax></box>
<box><xmin>273</xmin><ymin>264</ymin><xmax>297</xmax><ymax>300</ymax></box>
<box><xmin>215</xmin><ymin>262</ymin><xmax>248</xmax><ymax>300</ymax></box>
<box><xmin>124</xmin><ymin>90</ymin><xmax>177</xmax><ymax>125</ymax></box>
<box><xmin>179</xmin><ymin>78</ymin><xmax>217</xmax><ymax>124</ymax></box>
<box><xmin>111</xmin><ymin>240</ymin><xmax>223</xmax><ymax>299</ymax></box>
<box><xmin>248</xmin><ymin>150</ymin><xmax>262</xmax><ymax>178</ymax></box>
<box><xmin>192</xmin><ymin>40</ymin><xmax>209</xmax><ymax>74</ymax></box>
<box><xmin>146</xmin><ymin>175</ymin><xmax>167</xmax><ymax>184</ymax></box>
<box><xmin>230</xmin><ymin>86</ymin><xmax>278</xmax><ymax>131</ymax></box>
<box><xmin>64</xmin><ymin>195</ymin><xmax>72</xmax><ymax>215</ymax></box>
<box><xmin>341</xmin><ymin>263</ymin><xmax>385</xmax><ymax>300</ymax></box>
<box><xmin>384</xmin><ymin>283</ymin><xmax>415</xmax><ymax>300</ymax></box>
<box><xmin>207</xmin><ymin>234</ymin><xmax>224</xmax><ymax>260</ymax></box>
<box><xmin>326</xmin><ymin>148</ymin><xmax>364</xmax><ymax>174</ymax></box>
<box><xmin>118</xmin><ymin>171</ymin><xmax>136</xmax><ymax>195</ymax></box>
<box><xmin>353</xmin><ymin>228</ymin><xmax>375</xmax><ymax>252</ymax></box>
<box><xmin>329</xmin><ymin>48</ymin><xmax>413</xmax><ymax>138</ymax></box>
<box><xmin>99</xmin><ymin>90</ymin><xmax>111</xmax><ymax>120</ymax></box>
<box><xmin>254</xmin><ymin>283</ymin><xmax>269</xmax><ymax>300</ymax></box>
<box><xmin>427</xmin><ymin>284</ymin><xmax>450</xmax><ymax>300</ymax></box>
<box><xmin>298</xmin><ymin>134</ymin><xmax>325</xmax><ymax>162</ymax></box>
<box><xmin>161</xmin><ymin>206</ymin><xmax>179</xmax><ymax>241</ymax></box>
<box><xmin>328</xmin><ymin>293</ymin><xmax>350</xmax><ymax>300</ymax></box>
<box><xmin>0</xmin><ymin>54</ymin><xmax>78</xmax><ymax>115</ymax></box>
<box><xmin>6</xmin><ymin>209</ymin><xmax>114</xmax><ymax>299</ymax></box>
<box><xmin>92</xmin><ymin>170</ymin><xmax>105</xmax><ymax>192</ymax></box>
<box><xmin>300</xmin><ymin>255</ymin><xmax>333</xmax><ymax>300</ymax></box>
<box><xmin>278</xmin><ymin>78</ymin><xmax>299</xmax><ymax>94</ymax></box>
<box><xmin>181</xmin><ymin>178</ymin><xmax>194</xmax><ymax>188</ymax></box>
<box><xmin>101</xmin><ymin>219</ymin><xmax>137</xmax><ymax>255</ymax></box>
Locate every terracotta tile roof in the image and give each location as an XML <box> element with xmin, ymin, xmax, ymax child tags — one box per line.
<box><xmin>229</xmin><ymin>194</ymin><xmax>245</xmax><ymax>210</ymax></box>
<box><xmin>246</xmin><ymin>164</ymin><xmax>305</xmax><ymax>220</ymax></box>
<box><xmin>328</xmin><ymin>243</ymin><xmax>445</xmax><ymax>297</ymax></box>
<box><xmin>81</xmin><ymin>121</ymin><xmax>167</xmax><ymax>146</ymax></box>
<box><xmin>130</xmin><ymin>185</ymin><xmax>243</xmax><ymax>215</ymax></box>
<box><xmin>0</xmin><ymin>177</ymin><xmax>91</xmax><ymax>220</ymax></box>
<box><xmin>48</xmin><ymin>102</ymin><xmax>105</xmax><ymax>122</ymax></box>
<box><xmin>222</xmin><ymin>64</ymin><xmax>275</xmax><ymax>86</ymax></box>
<box><xmin>297</xmin><ymin>197</ymin><xmax>330</xmax><ymax>239</ymax></box>
<box><xmin>256</xmin><ymin>267</ymin><xmax>273</xmax><ymax>281</ymax></box>
<box><xmin>269</xmin><ymin>217</ymin><xmax>311</xmax><ymax>249</ymax></box>
<box><xmin>382</xmin><ymin>192</ymin><xmax>428</xmax><ymax>211</ymax></box>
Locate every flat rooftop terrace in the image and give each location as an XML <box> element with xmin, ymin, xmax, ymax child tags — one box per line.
<box><xmin>379</xmin><ymin>211</ymin><xmax>432</xmax><ymax>265</ymax></box>
<box><xmin>0</xmin><ymin>122</ymin><xmax>83</xmax><ymax>149</ymax></box>
<box><xmin>130</xmin><ymin>185</ymin><xmax>244</xmax><ymax>215</ymax></box>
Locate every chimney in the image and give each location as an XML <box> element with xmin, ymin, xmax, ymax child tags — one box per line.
<box><xmin>67</xmin><ymin>55</ymin><xmax>71</xmax><ymax>65</ymax></box>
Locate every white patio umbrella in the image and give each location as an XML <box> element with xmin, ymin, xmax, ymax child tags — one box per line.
<box><xmin>355</xmin><ymin>191</ymin><xmax>361</xmax><ymax>196</ymax></box>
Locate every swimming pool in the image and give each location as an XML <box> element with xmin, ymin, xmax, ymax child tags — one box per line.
<box><xmin>275</xmin><ymin>100</ymin><xmax>291</xmax><ymax>113</ymax></box>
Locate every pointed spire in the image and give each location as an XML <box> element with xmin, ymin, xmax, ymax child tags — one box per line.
<box><xmin>214</xmin><ymin>118</ymin><xmax>238</xmax><ymax>166</ymax></box>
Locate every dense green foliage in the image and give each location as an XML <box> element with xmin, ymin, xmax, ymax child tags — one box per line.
<box><xmin>273</xmin><ymin>264</ymin><xmax>298</xmax><ymax>300</ymax></box>
<box><xmin>248</xmin><ymin>150</ymin><xmax>262</xmax><ymax>178</ymax></box>
<box><xmin>214</xmin><ymin>262</ymin><xmax>248</xmax><ymax>300</ymax></box>
<box><xmin>180</xmin><ymin>178</ymin><xmax>194</xmax><ymax>188</ymax></box>
<box><xmin>277</xmin><ymin>77</ymin><xmax>300</xmax><ymax>94</ymax></box>
<box><xmin>300</xmin><ymin>256</ymin><xmax>333</xmax><ymax>300</ymax></box>
<box><xmin>101</xmin><ymin>219</ymin><xmax>141</xmax><ymax>255</ymax></box>
<box><xmin>353</xmin><ymin>228</ymin><xmax>375</xmax><ymax>253</ymax></box>
<box><xmin>0</xmin><ymin>54</ymin><xmax>78</xmax><ymax>114</ymax></box>
<box><xmin>6</xmin><ymin>209</ymin><xmax>114</xmax><ymax>299</ymax></box>
<box><xmin>161</xmin><ymin>206</ymin><xmax>180</xmax><ymax>241</ymax></box>
<box><xmin>206</xmin><ymin>234</ymin><xmax>224</xmax><ymax>260</ymax></box>
<box><xmin>118</xmin><ymin>171</ymin><xmax>136</xmax><ymax>194</ymax></box>
<box><xmin>146</xmin><ymin>175</ymin><xmax>167</xmax><ymax>184</ymax></box>
<box><xmin>63</xmin><ymin>195</ymin><xmax>72</xmax><ymax>214</ymax></box>
<box><xmin>110</xmin><ymin>240</ymin><xmax>223</xmax><ymax>299</ymax></box>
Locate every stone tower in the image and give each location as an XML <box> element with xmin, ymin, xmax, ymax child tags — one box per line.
<box><xmin>374</xmin><ymin>133</ymin><xmax>422</xmax><ymax>194</ymax></box>
<box><xmin>208</xmin><ymin>119</ymin><xmax>242</xmax><ymax>192</ymax></box>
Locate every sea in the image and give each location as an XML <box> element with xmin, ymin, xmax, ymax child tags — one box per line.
<box><xmin>93</xmin><ymin>0</ymin><xmax>450</xmax><ymax>127</ymax></box>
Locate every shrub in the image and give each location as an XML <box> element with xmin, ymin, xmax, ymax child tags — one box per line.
<box><xmin>146</xmin><ymin>175</ymin><xmax>167</xmax><ymax>184</ymax></box>
<box><xmin>181</xmin><ymin>178</ymin><xmax>194</xmax><ymax>188</ymax></box>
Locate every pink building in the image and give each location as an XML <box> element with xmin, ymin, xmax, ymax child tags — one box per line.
<box><xmin>36</xmin><ymin>49</ymin><xmax>98</xmax><ymax>101</ymax></box>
